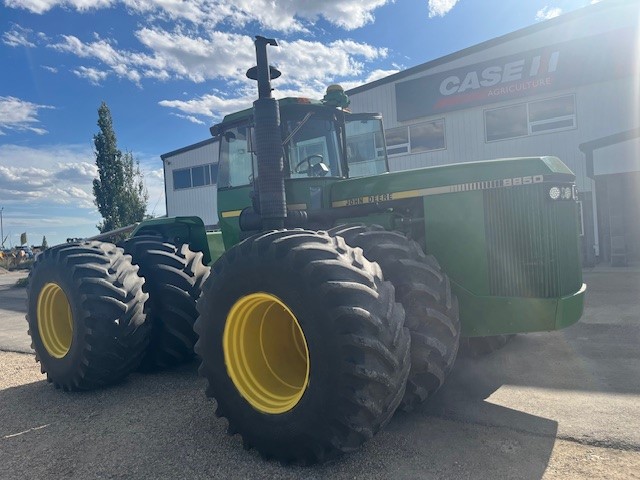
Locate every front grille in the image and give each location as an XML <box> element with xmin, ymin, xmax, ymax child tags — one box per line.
<box><xmin>484</xmin><ymin>184</ymin><xmax>582</xmax><ymax>298</ymax></box>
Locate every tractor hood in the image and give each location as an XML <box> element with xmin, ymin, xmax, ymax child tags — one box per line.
<box><xmin>331</xmin><ymin>156</ymin><xmax>575</xmax><ymax>208</ymax></box>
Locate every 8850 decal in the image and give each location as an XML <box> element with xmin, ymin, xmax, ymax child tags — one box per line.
<box><xmin>502</xmin><ymin>175</ymin><xmax>544</xmax><ymax>186</ymax></box>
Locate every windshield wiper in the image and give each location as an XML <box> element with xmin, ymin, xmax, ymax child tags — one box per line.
<box><xmin>282</xmin><ymin>112</ymin><xmax>314</xmax><ymax>146</ymax></box>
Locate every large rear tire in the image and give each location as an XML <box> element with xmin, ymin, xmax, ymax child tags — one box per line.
<box><xmin>123</xmin><ymin>236</ymin><xmax>210</xmax><ymax>369</ymax></box>
<box><xmin>329</xmin><ymin>225</ymin><xmax>460</xmax><ymax>411</ymax></box>
<box><xmin>26</xmin><ymin>241</ymin><xmax>149</xmax><ymax>390</ymax></box>
<box><xmin>194</xmin><ymin>230</ymin><xmax>410</xmax><ymax>464</ymax></box>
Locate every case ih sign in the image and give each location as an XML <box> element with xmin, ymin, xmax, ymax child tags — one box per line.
<box><xmin>395</xmin><ymin>29</ymin><xmax>634</xmax><ymax>121</ymax></box>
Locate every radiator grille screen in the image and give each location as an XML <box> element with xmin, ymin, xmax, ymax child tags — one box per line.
<box><xmin>484</xmin><ymin>184</ymin><xmax>582</xmax><ymax>298</ymax></box>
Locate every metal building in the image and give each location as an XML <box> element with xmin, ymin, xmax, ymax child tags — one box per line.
<box><xmin>161</xmin><ymin>138</ymin><xmax>219</xmax><ymax>228</ymax></box>
<box><xmin>347</xmin><ymin>0</ymin><xmax>639</xmax><ymax>266</ymax></box>
<box><xmin>162</xmin><ymin>1</ymin><xmax>638</xmax><ymax>265</ymax></box>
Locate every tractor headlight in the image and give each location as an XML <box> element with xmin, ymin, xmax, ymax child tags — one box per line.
<box><xmin>547</xmin><ymin>184</ymin><xmax>578</xmax><ymax>201</ymax></box>
<box><xmin>549</xmin><ymin>186</ymin><xmax>561</xmax><ymax>200</ymax></box>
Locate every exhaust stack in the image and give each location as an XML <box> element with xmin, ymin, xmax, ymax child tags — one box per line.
<box><xmin>248</xmin><ymin>36</ymin><xmax>285</xmax><ymax>230</ymax></box>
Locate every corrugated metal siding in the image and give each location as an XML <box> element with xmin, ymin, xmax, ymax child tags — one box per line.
<box><xmin>347</xmin><ymin>5</ymin><xmax>637</xmax><ymax>269</ymax></box>
<box><xmin>351</xmin><ymin>75</ymin><xmax>635</xmax><ymax>194</ymax></box>
<box><xmin>405</xmin><ymin>7</ymin><xmax>636</xmax><ymax>78</ymax></box>
<box><xmin>164</xmin><ymin>140</ymin><xmax>219</xmax><ymax>226</ymax></box>
<box><xmin>350</xmin><ymin>3</ymin><xmax>637</xmax><ymax>89</ymax></box>
<box><xmin>348</xmin><ymin>3</ymin><xmax>638</xmax><ymax>196</ymax></box>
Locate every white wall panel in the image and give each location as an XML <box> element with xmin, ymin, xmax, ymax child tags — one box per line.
<box><xmin>593</xmin><ymin>138</ymin><xmax>640</xmax><ymax>176</ymax></box>
<box><xmin>349</xmin><ymin>2</ymin><xmax>639</xmax><ymax>196</ymax></box>
<box><xmin>163</xmin><ymin>140</ymin><xmax>220</xmax><ymax>227</ymax></box>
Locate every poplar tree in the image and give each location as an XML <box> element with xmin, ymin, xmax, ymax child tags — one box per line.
<box><xmin>92</xmin><ymin>102</ymin><xmax>148</xmax><ymax>233</ymax></box>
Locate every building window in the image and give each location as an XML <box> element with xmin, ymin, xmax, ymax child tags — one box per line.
<box><xmin>485</xmin><ymin>95</ymin><xmax>576</xmax><ymax>142</ymax></box>
<box><xmin>173</xmin><ymin>168</ymin><xmax>192</xmax><ymax>189</ymax></box>
<box><xmin>192</xmin><ymin>165</ymin><xmax>206</xmax><ymax>187</ymax></box>
<box><xmin>409</xmin><ymin>120</ymin><xmax>446</xmax><ymax>153</ymax></box>
<box><xmin>385</xmin><ymin>127</ymin><xmax>409</xmax><ymax>156</ymax></box>
<box><xmin>485</xmin><ymin>104</ymin><xmax>528</xmax><ymax>142</ymax></box>
<box><xmin>528</xmin><ymin>95</ymin><xmax>576</xmax><ymax>134</ymax></box>
<box><xmin>173</xmin><ymin>163</ymin><xmax>217</xmax><ymax>190</ymax></box>
<box><xmin>386</xmin><ymin>119</ymin><xmax>446</xmax><ymax>157</ymax></box>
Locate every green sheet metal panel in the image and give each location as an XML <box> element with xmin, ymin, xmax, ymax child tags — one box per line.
<box><xmin>423</xmin><ymin>190</ymin><xmax>489</xmax><ymax>296</ymax></box>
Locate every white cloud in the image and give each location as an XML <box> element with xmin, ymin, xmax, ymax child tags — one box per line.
<box><xmin>171</xmin><ymin>113</ymin><xmax>206</xmax><ymax>125</ymax></box>
<box><xmin>535</xmin><ymin>6</ymin><xmax>562</xmax><ymax>21</ymax></box>
<box><xmin>142</xmin><ymin>167</ymin><xmax>166</xmax><ymax>217</ymax></box>
<box><xmin>2</xmin><ymin>25</ymin><xmax>36</xmax><ymax>47</ymax></box>
<box><xmin>159</xmin><ymin>91</ymin><xmax>255</xmax><ymax>120</ymax></box>
<box><xmin>49</xmin><ymin>28</ymin><xmax>388</xmax><ymax>102</ymax></box>
<box><xmin>72</xmin><ymin>66</ymin><xmax>109</xmax><ymax>85</ymax></box>
<box><xmin>219</xmin><ymin>0</ymin><xmax>391</xmax><ymax>31</ymax></box>
<box><xmin>6</xmin><ymin>0</ymin><xmax>392</xmax><ymax>31</ymax></box>
<box><xmin>5</xmin><ymin>5</ymin><xmax>394</xmax><ymax>126</ymax></box>
<box><xmin>340</xmin><ymin>68</ymin><xmax>400</xmax><ymax>90</ymax></box>
<box><xmin>132</xmin><ymin>29</ymin><xmax>254</xmax><ymax>83</ymax></box>
<box><xmin>4</xmin><ymin>0</ymin><xmax>114</xmax><ymax>14</ymax></box>
<box><xmin>0</xmin><ymin>143</ymin><xmax>93</xmax><ymax>169</ymax></box>
<box><xmin>274</xmin><ymin>38</ymin><xmax>388</xmax><ymax>86</ymax></box>
<box><xmin>0</xmin><ymin>144</ymin><xmax>95</xmax><ymax>207</ymax></box>
<box><xmin>364</xmin><ymin>68</ymin><xmax>399</xmax><ymax>82</ymax></box>
<box><xmin>0</xmin><ymin>165</ymin><xmax>95</xmax><ymax>207</ymax></box>
<box><xmin>0</xmin><ymin>96</ymin><xmax>53</xmax><ymax>135</ymax></box>
<box><xmin>41</xmin><ymin>65</ymin><xmax>58</xmax><ymax>73</ymax></box>
<box><xmin>55</xmin><ymin>161</ymin><xmax>99</xmax><ymax>182</ymax></box>
<box><xmin>156</xmin><ymin>36</ymin><xmax>393</xmax><ymax>121</ymax></box>
<box><xmin>0</xmin><ymin>144</ymin><xmax>166</xmax><ymax>217</ymax></box>
<box><xmin>428</xmin><ymin>0</ymin><xmax>459</xmax><ymax>18</ymax></box>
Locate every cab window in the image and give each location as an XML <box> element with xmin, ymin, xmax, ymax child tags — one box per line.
<box><xmin>283</xmin><ymin>113</ymin><xmax>342</xmax><ymax>178</ymax></box>
<box><xmin>345</xmin><ymin>117</ymin><xmax>388</xmax><ymax>177</ymax></box>
<box><xmin>218</xmin><ymin>125</ymin><xmax>255</xmax><ymax>188</ymax></box>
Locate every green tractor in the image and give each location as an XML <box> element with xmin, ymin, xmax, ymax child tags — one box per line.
<box><xmin>26</xmin><ymin>37</ymin><xmax>585</xmax><ymax>463</ymax></box>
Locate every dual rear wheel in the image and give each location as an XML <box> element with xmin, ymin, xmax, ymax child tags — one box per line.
<box><xmin>27</xmin><ymin>227</ymin><xmax>461</xmax><ymax>464</ymax></box>
<box><xmin>27</xmin><ymin>237</ymin><xmax>209</xmax><ymax>390</ymax></box>
<box><xmin>26</xmin><ymin>241</ymin><xmax>150</xmax><ymax>390</ymax></box>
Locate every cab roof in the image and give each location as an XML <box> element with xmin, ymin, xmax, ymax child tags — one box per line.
<box><xmin>211</xmin><ymin>97</ymin><xmax>325</xmax><ymax>136</ymax></box>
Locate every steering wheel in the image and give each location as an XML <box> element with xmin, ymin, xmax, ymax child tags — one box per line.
<box><xmin>294</xmin><ymin>154</ymin><xmax>325</xmax><ymax>175</ymax></box>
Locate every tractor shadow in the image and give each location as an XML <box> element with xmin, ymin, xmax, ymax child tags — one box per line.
<box><xmin>0</xmin><ymin>281</ymin><xmax>28</xmax><ymax>314</ymax></box>
<box><xmin>1</xmin><ymin>355</ymin><xmax>557</xmax><ymax>480</ymax></box>
<box><xmin>1</xmin><ymin>272</ymin><xmax>635</xmax><ymax>478</ymax></box>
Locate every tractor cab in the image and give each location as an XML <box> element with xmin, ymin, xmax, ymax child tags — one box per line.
<box><xmin>215</xmin><ymin>97</ymin><xmax>388</xmax><ymax>187</ymax></box>
<box><xmin>213</xmin><ymin>95</ymin><xmax>389</xmax><ymax>247</ymax></box>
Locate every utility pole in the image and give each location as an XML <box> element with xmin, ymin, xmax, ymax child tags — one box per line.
<box><xmin>0</xmin><ymin>207</ymin><xmax>4</xmax><ymax>249</ymax></box>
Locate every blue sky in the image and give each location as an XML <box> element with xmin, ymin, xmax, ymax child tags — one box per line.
<box><xmin>0</xmin><ymin>0</ymin><xmax>600</xmax><ymax>246</ymax></box>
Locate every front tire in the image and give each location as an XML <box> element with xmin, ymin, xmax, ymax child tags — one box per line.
<box><xmin>26</xmin><ymin>241</ymin><xmax>149</xmax><ymax>390</ymax></box>
<box><xmin>195</xmin><ymin>230</ymin><xmax>410</xmax><ymax>464</ymax></box>
<box><xmin>329</xmin><ymin>225</ymin><xmax>460</xmax><ymax>411</ymax></box>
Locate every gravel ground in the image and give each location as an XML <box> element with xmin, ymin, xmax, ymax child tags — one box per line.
<box><xmin>1</xmin><ymin>351</ymin><xmax>639</xmax><ymax>480</ymax></box>
<box><xmin>1</xmin><ymin>270</ymin><xmax>639</xmax><ymax>479</ymax></box>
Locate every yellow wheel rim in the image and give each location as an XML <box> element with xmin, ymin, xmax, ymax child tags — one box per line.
<box><xmin>223</xmin><ymin>293</ymin><xmax>310</xmax><ymax>414</ymax></box>
<box><xmin>37</xmin><ymin>282</ymin><xmax>73</xmax><ymax>359</ymax></box>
